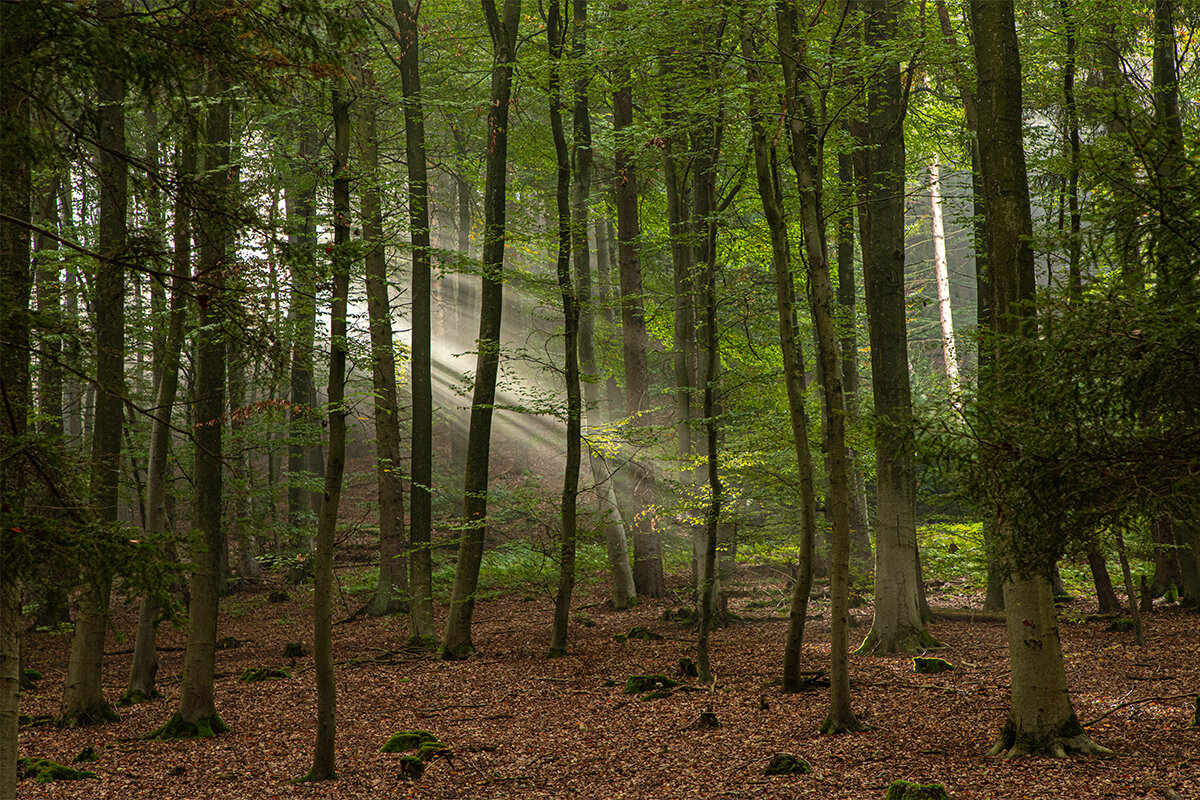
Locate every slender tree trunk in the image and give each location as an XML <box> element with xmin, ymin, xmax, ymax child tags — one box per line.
<box><xmin>547</xmin><ymin>0</ymin><xmax>581</xmax><ymax>657</ymax></box>
<box><xmin>442</xmin><ymin>0</ymin><xmax>522</xmax><ymax>659</ymax></box>
<box><xmin>125</xmin><ymin>139</ymin><xmax>195</xmax><ymax>705</ymax></box>
<box><xmin>391</xmin><ymin>0</ymin><xmax>434</xmax><ymax>642</ymax></box>
<box><xmin>930</xmin><ymin>153</ymin><xmax>961</xmax><ymax>394</ymax></box>
<box><xmin>1060</xmin><ymin>0</ymin><xmax>1082</xmax><ymax>302</ymax></box>
<box><xmin>0</xmin><ymin>18</ymin><xmax>34</xmax><ymax>786</ymax></box>
<box><xmin>852</xmin><ymin>0</ymin><xmax>931</xmax><ymax>656</ymax></box>
<box><xmin>1086</xmin><ymin>548</ymin><xmax>1120</xmax><ymax>615</ymax></box>
<box><xmin>154</xmin><ymin>75</ymin><xmax>231</xmax><ymax>741</ymax></box>
<box><xmin>613</xmin><ymin>14</ymin><xmax>664</xmax><ymax>598</ymax></box>
<box><xmin>971</xmin><ymin>0</ymin><xmax>1106</xmax><ymax>758</ymax></box>
<box><xmin>357</xmin><ymin>59</ymin><xmax>409</xmax><ymax>620</ymax></box>
<box><xmin>304</xmin><ymin>59</ymin><xmax>352</xmax><ymax>783</ymax></box>
<box><xmin>60</xmin><ymin>0</ymin><xmax>126</xmax><ymax>726</ymax></box>
<box><xmin>743</xmin><ymin>22</ymin><xmax>817</xmax><ymax>694</ymax></box>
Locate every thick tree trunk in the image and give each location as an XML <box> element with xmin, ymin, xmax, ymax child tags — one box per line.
<box><xmin>743</xmin><ymin>22</ymin><xmax>817</xmax><ymax>694</ymax></box>
<box><xmin>442</xmin><ymin>0</ymin><xmax>521</xmax><ymax>660</ymax></box>
<box><xmin>612</xmin><ymin>21</ymin><xmax>664</xmax><ymax>598</ymax></box>
<box><xmin>304</xmin><ymin>63</ymin><xmax>352</xmax><ymax>783</ymax></box>
<box><xmin>60</xmin><ymin>2</ymin><xmax>126</xmax><ymax>725</ymax></box>
<box><xmin>970</xmin><ymin>0</ymin><xmax>1106</xmax><ymax>758</ymax></box>
<box><xmin>154</xmin><ymin>80</ymin><xmax>231</xmax><ymax>741</ymax></box>
<box><xmin>547</xmin><ymin>0</ymin><xmax>581</xmax><ymax>658</ymax></box>
<box><xmin>853</xmin><ymin>0</ymin><xmax>931</xmax><ymax>656</ymax></box>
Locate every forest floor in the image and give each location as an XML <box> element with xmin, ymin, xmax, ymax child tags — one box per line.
<box><xmin>16</xmin><ymin>554</ymin><xmax>1200</xmax><ymax>800</ymax></box>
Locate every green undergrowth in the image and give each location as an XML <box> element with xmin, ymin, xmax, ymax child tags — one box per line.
<box><xmin>18</xmin><ymin>757</ymin><xmax>95</xmax><ymax>783</ymax></box>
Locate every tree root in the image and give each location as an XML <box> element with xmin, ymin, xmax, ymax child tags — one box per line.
<box><xmin>151</xmin><ymin>712</ymin><xmax>229</xmax><ymax>740</ymax></box>
<box><xmin>986</xmin><ymin>720</ymin><xmax>1112</xmax><ymax>759</ymax></box>
<box><xmin>855</xmin><ymin>625</ymin><xmax>944</xmax><ymax>656</ymax></box>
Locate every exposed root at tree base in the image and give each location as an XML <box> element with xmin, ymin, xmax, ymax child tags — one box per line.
<box><xmin>151</xmin><ymin>712</ymin><xmax>230</xmax><ymax>740</ymax></box>
<box><xmin>986</xmin><ymin>724</ymin><xmax>1112</xmax><ymax>759</ymax></box>
<box><xmin>820</xmin><ymin>715</ymin><xmax>873</xmax><ymax>735</ymax></box>
<box><xmin>55</xmin><ymin>702</ymin><xmax>120</xmax><ymax>728</ymax></box>
<box><xmin>855</xmin><ymin>626</ymin><xmax>944</xmax><ymax>656</ymax></box>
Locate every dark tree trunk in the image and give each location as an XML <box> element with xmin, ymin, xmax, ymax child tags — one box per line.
<box><xmin>442</xmin><ymin>0</ymin><xmax>522</xmax><ymax>659</ymax></box>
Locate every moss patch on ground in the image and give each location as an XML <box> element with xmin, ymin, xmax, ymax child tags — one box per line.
<box><xmin>18</xmin><ymin>758</ymin><xmax>96</xmax><ymax>783</ymax></box>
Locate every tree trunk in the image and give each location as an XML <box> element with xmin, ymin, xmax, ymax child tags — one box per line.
<box><xmin>930</xmin><ymin>153</ymin><xmax>961</xmax><ymax>394</ymax></box>
<box><xmin>359</xmin><ymin>56</ymin><xmax>410</xmax><ymax>620</ymax></box>
<box><xmin>970</xmin><ymin>0</ymin><xmax>1106</xmax><ymax>758</ymax></box>
<box><xmin>853</xmin><ymin>0</ymin><xmax>931</xmax><ymax>656</ymax></box>
<box><xmin>547</xmin><ymin>0</ymin><xmax>581</xmax><ymax>658</ymax></box>
<box><xmin>1086</xmin><ymin>548</ymin><xmax>1121</xmax><ymax>615</ymax></box>
<box><xmin>153</xmin><ymin>76</ymin><xmax>231</xmax><ymax>742</ymax></box>
<box><xmin>742</xmin><ymin>21</ymin><xmax>817</xmax><ymax>694</ymax></box>
<box><xmin>612</xmin><ymin>16</ymin><xmax>664</xmax><ymax>598</ymax></box>
<box><xmin>60</xmin><ymin>0</ymin><xmax>126</xmax><ymax>725</ymax></box>
<box><xmin>125</xmin><ymin>138</ymin><xmax>195</xmax><ymax>706</ymax></box>
<box><xmin>304</xmin><ymin>59</ymin><xmax>352</xmax><ymax>782</ymax></box>
<box><xmin>442</xmin><ymin>0</ymin><xmax>521</xmax><ymax>660</ymax></box>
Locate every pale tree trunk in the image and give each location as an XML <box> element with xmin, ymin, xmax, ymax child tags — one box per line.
<box><xmin>442</xmin><ymin>0</ymin><xmax>521</xmax><ymax>660</ymax></box>
<box><xmin>930</xmin><ymin>153</ymin><xmax>960</xmax><ymax>397</ymax></box>
<box><xmin>358</xmin><ymin>58</ymin><xmax>409</xmax><ymax>620</ymax></box>
<box><xmin>743</xmin><ymin>22</ymin><xmax>816</xmax><ymax>694</ymax></box>
<box><xmin>304</xmin><ymin>58</ymin><xmax>352</xmax><ymax>782</ymax></box>
<box><xmin>547</xmin><ymin>0</ymin><xmax>581</xmax><ymax>658</ymax></box>
<box><xmin>154</xmin><ymin>76</ymin><xmax>231</xmax><ymax>741</ymax></box>
<box><xmin>970</xmin><ymin>0</ymin><xmax>1106</xmax><ymax>758</ymax></box>
<box><xmin>60</xmin><ymin>0</ymin><xmax>126</xmax><ymax>726</ymax></box>
<box><xmin>125</xmin><ymin>138</ymin><xmax>195</xmax><ymax>705</ymax></box>
<box><xmin>573</xmin><ymin>1</ymin><xmax>635</xmax><ymax>610</ymax></box>
<box><xmin>853</xmin><ymin>0</ymin><xmax>933</xmax><ymax>656</ymax></box>
<box><xmin>613</xmin><ymin>14</ymin><xmax>664</xmax><ymax>598</ymax></box>
<box><xmin>0</xmin><ymin>24</ymin><xmax>34</xmax><ymax>788</ymax></box>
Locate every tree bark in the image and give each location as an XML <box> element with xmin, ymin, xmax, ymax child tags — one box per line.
<box><xmin>442</xmin><ymin>0</ymin><xmax>521</xmax><ymax>659</ymax></box>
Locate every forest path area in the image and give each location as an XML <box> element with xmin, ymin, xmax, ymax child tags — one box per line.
<box><xmin>16</xmin><ymin>569</ymin><xmax>1200</xmax><ymax>800</ymax></box>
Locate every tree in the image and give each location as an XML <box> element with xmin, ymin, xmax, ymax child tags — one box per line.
<box><xmin>968</xmin><ymin>0</ymin><xmax>1107</xmax><ymax>759</ymax></box>
<box><xmin>442</xmin><ymin>0</ymin><xmax>522</xmax><ymax>660</ymax></box>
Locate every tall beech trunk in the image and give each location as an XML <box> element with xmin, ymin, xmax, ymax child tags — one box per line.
<box><xmin>613</xmin><ymin>12</ymin><xmax>664</xmax><ymax>598</ymax></box>
<box><xmin>775</xmin><ymin>0</ymin><xmax>867</xmax><ymax>731</ymax></box>
<box><xmin>0</xmin><ymin>16</ymin><xmax>34</xmax><ymax>787</ymax></box>
<box><xmin>358</xmin><ymin>60</ymin><xmax>409</xmax><ymax>619</ymax></box>
<box><xmin>154</xmin><ymin>77</ymin><xmax>231</xmax><ymax>741</ymax></box>
<box><xmin>970</xmin><ymin>0</ymin><xmax>1106</xmax><ymax>759</ymax></box>
<box><xmin>930</xmin><ymin>153</ymin><xmax>960</xmax><ymax>393</ymax></box>
<box><xmin>547</xmin><ymin>0</ymin><xmax>581</xmax><ymax>657</ymax></box>
<box><xmin>392</xmin><ymin>0</ymin><xmax>434</xmax><ymax>641</ymax></box>
<box><xmin>852</xmin><ymin>0</ymin><xmax>931</xmax><ymax>655</ymax></box>
<box><xmin>304</xmin><ymin>62</ymin><xmax>352</xmax><ymax>783</ymax></box>
<box><xmin>60</xmin><ymin>0</ymin><xmax>126</xmax><ymax>726</ymax></box>
<box><xmin>442</xmin><ymin>0</ymin><xmax>521</xmax><ymax>660</ymax></box>
<box><xmin>573</xmin><ymin>0</ymin><xmax>635</xmax><ymax>610</ymax></box>
<box><xmin>125</xmin><ymin>139</ymin><xmax>195</xmax><ymax>705</ymax></box>
<box><xmin>743</xmin><ymin>22</ymin><xmax>817</xmax><ymax>694</ymax></box>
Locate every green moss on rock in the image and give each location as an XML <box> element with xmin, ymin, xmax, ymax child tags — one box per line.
<box><xmin>19</xmin><ymin>757</ymin><xmax>96</xmax><ymax>783</ymax></box>
<box><xmin>416</xmin><ymin>742</ymin><xmax>452</xmax><ymax>761</ymax></box>
<box><xmin>626</xmin><ymin>626</ymin><xmax>663</xmax><ymax>641</ymax></box>
<box><xmin>885</xmin><ymin>779</ymin><xmax>951</xmax><ymax>800</ymax></box>
<box><xmin>913</xmin><ymin>657</ymin><xmax>954</xmax><ymax>674</ymax></box>
<box><xmin>240</xmin><ymin>666</ymin><xmax>290</xmax><ymax>682</ymax></box>
<box><xmin>624</xmin><ymin>674</ymin><xmax>678</xmax><ymax>694</ymax></box>
<box><xmin>151</xmin><ymin>712</ymin><xmax>230</xmax><ymax>739</ymax></box>
<box><xmin>397</xmin><ymin>755</ymin><xmax>425</xmax><ymax>780</ymax></box>
<box><xmin>380</xmin><ymin>730</ymin><xmax>439</xmax><ymax>753</ymax></box>
<box><xmin>765</xmin><ymin>753</ymin><xmax>811</xmax><ymax>775</ymax></box>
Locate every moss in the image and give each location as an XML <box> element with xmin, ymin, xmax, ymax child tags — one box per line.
<box><xmin>151</xmin><ymin>712</ymin><xmax>230</xmax><ymax>740</ymax></box>
<box><xmin>1191</xmin><ymin>696</ymin><xmax>1199</xmax><ymax>727</ymax></box>
<box><xmin>611</xmin><ymin>633</ymin><xmax>628</xmax><ymax>643</ymax></box>
<box><xmin>624</xmin><ymin>674</ymin><xmax>678</xmax><ymax>694</ymax></box>
<box><xmin>23</xmin><ymin>668</ymin><xmax>42</xmax><ymax>683</ymax></box>
<box><xmin>416</xmin><ymin>742</ymin><xmax>452</xmax><ymax>762</ymax></box>
<box><xmin>282</xmin><ymin>642</ymin><xmax>305</xmax><ymax>658</ymax></box>
<box><xmin>397</xmin><ymin>755</ymin><xmax>425</xmax><ymax>780</ymax></box>
<box><xmin>764</xmin><ymin>753</ymin><xmax>811</xmax><ymax>775</ymax></box>
<box><xmin>626</xmin><ymin>626</ymin><xmax>663</xmax><ymax>641</ymax></box>
<box><xmin>913</xmin><ymin>657</ymin><xmax>954</xmax><ymax>674</ymax></box>
<box><xmin>72</xmin><ymin>745</ymin><xmax>98</xmax><ymax>763</ymax></box>
<box><xmin>118</xmin><ymin>687</ymin><xmax>160</xmax><ymax>706</ymax></box>
<box><xmin>885</xmin><ymin>780</ymin><xmax>951</xmax><ymax>800</ymax></box>
<box><xmin>678</xmin><ymin>657</ymin><xmax>699</xmax><ymax>677</ymax></box>
<box><xmin>240</xmin><ymin>666</ymin><xmax>290</xmax><ymax>682</ymax></box>
<box><xmin>19</xmin><ymin>757</ymin><xmax>96</xmax><ymax>783</ymax></box>
<box><xmin>380</xmin><ymin>730</ymin><xmax>439</xmax><ymax>753</ymax></box>
<box><xmin>641</xmin><ymin>690</ymin><xmax>673</xmax><ymax>701</ymax></box>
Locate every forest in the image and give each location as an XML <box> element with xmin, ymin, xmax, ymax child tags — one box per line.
<box><xmin>1</xmin><ymin>0</ymin><xmax>1198</xmax><ymax>798</ymax></box>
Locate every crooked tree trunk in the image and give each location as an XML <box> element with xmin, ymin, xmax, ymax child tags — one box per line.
<box><xmin>358</xmin><ymin>59</ymin><xmax>409</xmax><ymax>620</ymax></box>
<box><xmin>304</xmin><ymin>62</ymin><xmax>352</xmax><ymax>783</ymax></box>
<box><xmin>442</xmin><ymin>0</ymin><xmax>521</xmax><ymax>660</ymax></box>
<box><xmin>853</xmin><ymin>0</ymin><xmax>932</xmax><ymax>656</ymax></box>
<box><xmin>60</xmin><ymin>1</ymin><xmax>126</xmax><ymax>725</ymax></box>
<box><xmin>970</xmin><ymin>0</ymin><xmax>1106</xmax><ymax>758</ymax></box>
<box><xmin>153</xmin><ymin>78</ymin><xmax>231</xmax><ymax>742</ymax></box>
<box><xmin>125</xmin><ymin>139</ymin><xmax>195</xmax><ymax>705</ymax></box>
<box><xmin>613</xmin><ymin>16</ymin><xmax>664</xmax><ymax>598</ymax></box>
<box><xmin>743</xmin><ymin>22</ymin><xmax>816</xmax><ymax>694</ymax></box>
<box><xmin>547</xmin><ymin>0</ymin><xmax>581</xmax><ymax>658</ymax></box>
